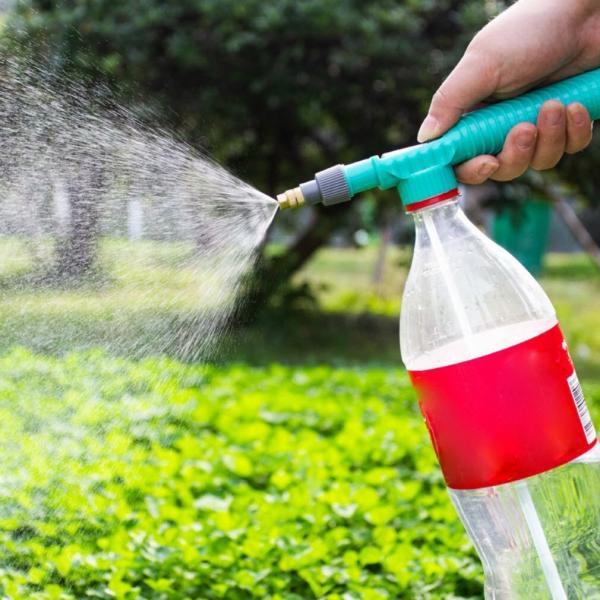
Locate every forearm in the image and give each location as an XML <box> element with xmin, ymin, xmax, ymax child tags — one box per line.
<box><xmin>512</xmin><ymin>0</ymin><xmax>600</xmax><ymax>18</ymax></box>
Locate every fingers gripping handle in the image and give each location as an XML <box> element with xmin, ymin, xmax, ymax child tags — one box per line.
<box><xmin>379</xmin><ymin>67</ymin><xmax>600</xmax><ymax>207</ymax></box>
<box><xmin>277</xmin><ymin>68</ymin><xmax>600</xmax><ymax>210</ymax></box>
<box><xmin>448</xmin><ymin>67</ymin><xmax>600</xmax><ymax>165</ymax></box>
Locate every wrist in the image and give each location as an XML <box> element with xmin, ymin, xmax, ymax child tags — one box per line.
<box><xmin>557</xmin><ymin>0</ymin><xmax>600</xmax><ymax>22</ymax></box>
<box><xmin>521</xmin><ymin>0</ymin><xmax>599</xmax><ymax>19</ymax></box>
<box><xmin>577</xmin><ymin>0</ymin><xmax>600</xmax><ymax>18</ymax></box>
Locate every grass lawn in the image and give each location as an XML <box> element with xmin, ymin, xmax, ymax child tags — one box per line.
<box><xmin>0</xmin><ymin>237</ymin><xmax>597</xmax><ymax>598</ymax></box>
<box><xmin>0</xmin><ymin>236</ymin><xmax>597</xmax><ymax>374</ymax></box>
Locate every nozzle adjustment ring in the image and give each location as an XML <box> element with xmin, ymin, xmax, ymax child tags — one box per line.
<box><xmin>314</xmin><ymin>165</ymin><xmax>351</xmax><ymax>206</ymax></box>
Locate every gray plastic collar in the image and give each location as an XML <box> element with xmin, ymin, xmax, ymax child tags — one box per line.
<box><xmin>315</xmin><ymin>165</ymin><xmax>352</xmax><ymax>206</ymax></box>
<box><xmin>299</xmin><ymin>179</ymin><xmax>321</xmax><ymax>205</ymax></box>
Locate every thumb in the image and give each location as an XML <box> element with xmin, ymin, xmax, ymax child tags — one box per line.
<box><xmin>418</xmin><ymin>53</ymin><xmax>499</xmax><ymax>143</ymax></box>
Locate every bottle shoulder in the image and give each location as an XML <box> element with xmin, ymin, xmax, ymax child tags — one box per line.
<box><xmin>404</xmin><ymin>317</ymin><xmax>557</xmax><ymax>370</ymax></box>
<box><xmin>400</xmin><ymin>204</ymin><xmax>556</xmax><ymax>368</ymax></box>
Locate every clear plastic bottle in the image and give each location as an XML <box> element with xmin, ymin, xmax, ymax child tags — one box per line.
<box><xmin>400</xmin><ymin>194</ymin><xmax>600</xmax><ymax>599</ymax></box>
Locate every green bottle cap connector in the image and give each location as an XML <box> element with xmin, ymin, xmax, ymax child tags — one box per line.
<box><xmin>396</xmin><ymin>164</ymin><xmax>458</xmax><ymax>208</ymax></box>
<box><xmin>277</xmin><ymin>67</ymin><xmax>600</xmax><ymax>211</ymax></box>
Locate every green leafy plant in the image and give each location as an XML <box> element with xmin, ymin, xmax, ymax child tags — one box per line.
<box><xmin>0</xmin><ymin>349</ymin><xmax>489</xmax><ymax>599</ymax></box>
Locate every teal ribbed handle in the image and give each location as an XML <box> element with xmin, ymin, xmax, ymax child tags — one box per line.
<box><xmin>448</xmin><ymin>68</ymin><xmax>600</xmax><ymax>164</ymax></box>
<box><xmin>341</xmin><ymin>67</ymin><xmax>600</xmax><ymax>206</ymax></box>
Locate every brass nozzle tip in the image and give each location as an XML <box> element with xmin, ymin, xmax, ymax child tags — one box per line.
<box><xmin>277</xmin><ymin>187</ymin><xmax>305</xmax><ymax>210</ymax></box>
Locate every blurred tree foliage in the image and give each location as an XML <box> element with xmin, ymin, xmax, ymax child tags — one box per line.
<box><xmin>24</xmin><ymin>1</ymin><xmax>600</xmax><ymax>304</ymax></box>
<box><xmin>6</xmin><ymin>1</ymin><xmax>497</xmax><ymax>189</ymax></box>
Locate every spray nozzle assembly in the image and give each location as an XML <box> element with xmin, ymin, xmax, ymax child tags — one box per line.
<box><xmin>277</xmin><ymin>67</ymin><xmax>600</xmax><ymax>212</ymax></box>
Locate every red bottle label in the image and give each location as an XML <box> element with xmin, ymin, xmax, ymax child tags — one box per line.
<box><xmin>409</xmin><ymin>324</ymin><xmax>597</xmax><ymax>490</ymax></box>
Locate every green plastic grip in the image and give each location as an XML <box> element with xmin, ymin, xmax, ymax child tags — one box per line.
<box><xmin>342</xmin><ymin>67</ymin><xmax>600</xmax><ymax>207</ymax></box>
<box><xmin>449</xmin><ymin>67</ymin><xmax>600</xmax><ymax>163</ymax></box>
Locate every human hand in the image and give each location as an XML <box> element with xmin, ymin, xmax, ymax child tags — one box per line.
<box><xmin>418</xmin><ymin>0</ymin><xmax>600</xmax><ymax>184</ymax></box>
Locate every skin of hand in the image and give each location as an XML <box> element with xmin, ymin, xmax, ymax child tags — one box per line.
<box><xmin>418</xmin><ymin>0</ymin><xmax>600</xmax><ymax>184</ymax></box>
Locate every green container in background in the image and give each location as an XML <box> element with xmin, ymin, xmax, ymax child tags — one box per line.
<box><xmin>492</xmin><ymin>199</ymin><xmax>552</xmax><ymax>276</ymax></box>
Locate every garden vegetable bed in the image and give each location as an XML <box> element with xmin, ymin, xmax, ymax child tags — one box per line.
<box><xmin>0</xmin><ymin>349</ymin><xmax>487</xmax><ymax>599</ymax></box>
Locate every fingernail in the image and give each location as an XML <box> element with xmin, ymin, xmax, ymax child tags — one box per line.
<box><xmin>417</xmin><ymin>115</ymin><xmax>441</xmax><ymax>143</ymax></box>
<box><xmin>478</xmin><ymin>161</ymin><xmax>498</xmax><ymax>178</ymax></box>
<box><xmin>569</xmin><ymin>105</ymin><xmax>587</xmax><ymax>126</ymax></box>
<box><xmin>517</xmin><ymin>130</ymin><xmax>536</xmax><ymax>150</ymax></box>
<box><xmin>546</xmin><ymin>106</ymin><xmax>564</xmax><ymax>126</ymax></box>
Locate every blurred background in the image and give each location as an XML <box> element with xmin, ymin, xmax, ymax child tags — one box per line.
<box><xmin>0</xmin><ymin>1</ymin><xmax>597</xmax><ymax>599</ymax></box>
<box><xmin>0</xmin><ymin>0</ymin><xmax>597</xmax><ymax>370</ymax></box>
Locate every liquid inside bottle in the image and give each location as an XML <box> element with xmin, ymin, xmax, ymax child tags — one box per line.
<box><xmin>400</xmin><ymin>195</ymin><xmax>600</xmax><ymax>599</ymax></box>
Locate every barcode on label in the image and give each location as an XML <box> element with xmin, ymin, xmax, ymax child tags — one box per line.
<box><xmin>568</xmin><ymin>372</ymin><xmax>596</xmax><ymax>444</ymax></box>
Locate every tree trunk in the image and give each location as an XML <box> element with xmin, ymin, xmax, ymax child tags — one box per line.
<box><xmin>372</xmin><ymin>223</ymin><xmax>392</xmax><ymax>291</ymax></box>
<box><xmin>531</xmin><ymin>180</ymin><xmax>600</xmax><ymax>270</ymax></box>
<box><xmin>55</xmin><ymin>178</ymin><xmax>101</xmax><ymax>280</ymax></box>
<box><xmin>554</xmin><ymin>196</ymin><xmax>600</xmax><ymax>270</ymax></box>
<box><xmin>239</xmin><ymin>202</ymin><xmax>347</xmax><ymax>320</ymax></box>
